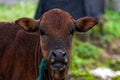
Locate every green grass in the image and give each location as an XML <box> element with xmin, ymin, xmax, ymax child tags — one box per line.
<box><xmin>70</xmin><ymin>38</ymin><xmax>104</xmax><ymax>78</ymax></box>
<box><xmin>88</xmin><ymin>10</ymin><xmax>120</xmax><ymax>47</ymax></box>
<box><xmin>102</xmin><ymin>10</ymin><xmax>120</xmax><ymax>43</ymax></box>
<box><xmin>0</xmin><ymin>2</ymin><xmax>37</xmax><ymax>21</ymax></box>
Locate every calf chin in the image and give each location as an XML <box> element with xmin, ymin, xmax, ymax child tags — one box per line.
<box><xmin>51</xmin><ymin>68</ymin><xmax>68</xmax><ymax>80</ymax></box>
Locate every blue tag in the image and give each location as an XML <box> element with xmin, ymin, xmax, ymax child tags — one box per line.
<box><xmin>37</xmin><ymin>58</ymin><xmax>47</xmax><ymax>80</ymax></box>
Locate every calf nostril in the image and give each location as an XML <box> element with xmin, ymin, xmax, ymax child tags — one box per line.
<box><xmin>52</xmin><ymin>52</ymin><xmax>57</xmax><ymax>57</ymax></box>
<box><xmin>62</xmin><ymin>52</ymin><xmax>66</xmax><ymax>57</ymax></box>
<box><xmin>51</xmin><ymin>50</ymin><xmax>67</xmax><ymax>58</ymax></box>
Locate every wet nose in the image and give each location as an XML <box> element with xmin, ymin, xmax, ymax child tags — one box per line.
<box><xmin>50</xmin><ymin>50</ymin><xmax>68</xmax><ymax>70</ymax></box>
<box><xmin>51</xmin><ymin>50</ymin><xmax>67</xmax><ymax>58</ymax></box>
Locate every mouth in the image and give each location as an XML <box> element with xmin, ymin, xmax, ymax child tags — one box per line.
<box><xmin>50</xmin><ymin>59</ymin><xmax>68</xmax><ymax>71</ymax></box>
<box><xmin>50</xmin><ymin>61</ymin><xmax>67</xmax><ymax>71</ymax></box>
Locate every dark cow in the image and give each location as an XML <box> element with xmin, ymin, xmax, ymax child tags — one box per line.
<box><xmin>34</xmin><ymin>0</ymin><xmax>104</xmax><ymax>19</ymax></box>
<box><xmin>0</xmin><ymin>9</ymin><xmax>97</xmax><ymax>80</ymax></box>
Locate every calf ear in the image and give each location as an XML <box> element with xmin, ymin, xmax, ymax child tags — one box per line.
<box><xmin>74</xmin><ymin>17</ymin><xmax>98</xmax><ymax>32</ymax></box>
<box><xmin>15</xmin><ymin>18</ymin><xmax>39</xmax><ymax>32</ymax></box>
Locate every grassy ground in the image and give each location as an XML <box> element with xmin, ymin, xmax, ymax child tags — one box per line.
<box><xmin>0</xmin><ymin>2</ymin><xmax>36</xmax><ymax>21</ymax></box>
<box><xmin>0</xmin><ymin>2</ymin><xmax>120</xmax><ymax>80</ymax></box>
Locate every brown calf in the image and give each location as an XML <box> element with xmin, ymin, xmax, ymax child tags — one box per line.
<box><xmin>0</xmin><ymin>9</ymin><xmax>97</xmax><ymax>80</ymax></box>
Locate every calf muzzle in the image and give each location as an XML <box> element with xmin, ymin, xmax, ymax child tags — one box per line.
<box><xmin>49</xmin><ymin>50</ymin><xmax>68</xmax><ymax>71</ymax></box>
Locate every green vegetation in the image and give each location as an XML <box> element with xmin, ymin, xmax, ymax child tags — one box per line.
<box><xmin>102</xmin><ymin>13</ymin><xmax>120</xmax><ymax>44</ymax></box>
<box><xmin>70</xmin><ymin>38</ymin><xmax>104</xmax><ymax>79</ymax></box>
<box><xmin>113</xmin><ymin>76</ymin><xmax>120</xmax><ymax>80</ymax></box>
<box><xmin>0</xmin><ymin>2</ymin><xmax>36</xmax><ymax>21</ymax></box>
<box><xmin>70</xmin><ymin>11</ymin><xmax>120</xmax><ymax>80</ymax></box>
<box><xmin>89</xmin><ymin>10</ymin><xmax>120</xmax><ymax>45</ymax></box>
<box><xmin>70</xmin><ymin>10</ymin><xmax>120</xmax><ymax>79</ymax></box>
<box><xmin>0</xmin><ymin>2</ymin><xmax>120</xmax><ymax>80</ymax></box>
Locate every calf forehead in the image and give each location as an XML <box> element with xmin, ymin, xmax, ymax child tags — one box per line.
<box><xmin>40</xmin><ymin>9</ymin><xmax>73</xmax><ymax>32</ymax></box>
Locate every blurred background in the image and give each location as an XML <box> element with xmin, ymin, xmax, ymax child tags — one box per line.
<box><xmin>0</xmin><ymin>0</ymin><xmax>120</xmax><ymax>80</ymax></box>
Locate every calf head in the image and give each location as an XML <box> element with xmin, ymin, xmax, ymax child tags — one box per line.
<box><xmin>15</xmin><ymin>9</ymin><xmax>97</xmax><ymax>80</ymax></box>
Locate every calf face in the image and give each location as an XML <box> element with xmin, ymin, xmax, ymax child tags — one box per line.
<box><xmin>15</xmin><ymin>9</ymin><xmax>97</xmax><ymax>79</ymax></box>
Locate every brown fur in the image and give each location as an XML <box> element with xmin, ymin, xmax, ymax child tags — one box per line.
<box><xmin>39</xmin><ymin>9</ymin><xmax>74</xmax><ymax>80</ymax></box>
<box><xmin>0</xmin><ymin>22</ymin><xmax>42</xmax><ymax>80</ymax></box>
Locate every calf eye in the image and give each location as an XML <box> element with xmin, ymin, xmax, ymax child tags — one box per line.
<box><xmin>70</xmin><ymin>29</ymin><xmax>75</xmax><ymax>35</ymax></box>
<box><xmin>40</xmin><ymin>30</ymin><xmax>46</xmax><ymax>35</ymax></box>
